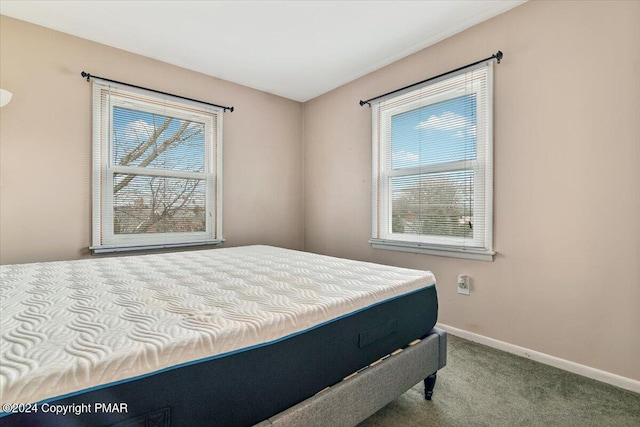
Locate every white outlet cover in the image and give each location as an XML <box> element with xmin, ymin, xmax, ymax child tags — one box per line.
<box><xmin>457</xmin><ymin>275</ymin><xmax>470</xmax><ymax>295</ymax></box>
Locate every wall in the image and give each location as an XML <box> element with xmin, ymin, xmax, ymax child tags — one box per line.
<box><xmin>303</xmin><ymin>0</ymin><xmax>640</xmax><ymax>381</ymax></box>
<box><xmin>0</xmin><ymin>15</ymin><xmax>304</xmax><ymax>264</ymax></box>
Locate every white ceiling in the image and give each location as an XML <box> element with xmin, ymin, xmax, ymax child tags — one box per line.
<box><xmin>0</xmin><ymin>1</ymin><xmax>525</xmax><ymax>102</ymax></box>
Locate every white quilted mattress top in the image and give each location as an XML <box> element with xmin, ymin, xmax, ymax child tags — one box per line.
<box><xmin>0</xmin><ymin>245</ymin><xmax>435</xmax><ymax>405</ymax></box>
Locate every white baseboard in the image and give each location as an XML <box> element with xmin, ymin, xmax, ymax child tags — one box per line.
<box><xmin>436</xmin><ymin>323</ymin><xmax>640</xmax><ymax>394</ymax></box>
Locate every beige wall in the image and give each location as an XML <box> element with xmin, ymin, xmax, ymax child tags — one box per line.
<box><xmin>0</xmin><ymin>15</ymin><xmax>304</xmax><ymax>264</ymax></box>
<box><xmin>303</xmin><ymin>0</ymin><xmax>640</xmax><ymax>380</ymax></box>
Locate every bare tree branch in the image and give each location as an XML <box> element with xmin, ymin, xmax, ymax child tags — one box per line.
<box><xmin>114</xmin><ymin>120</ymin><xmax>192</xmax><ymax>194</ymax></box>
<box><xmin>113</xmin><ymin>115</ymin><xmax>207</xmax><ymax>235</ymax></box>
<box><xmin>119</xmin><ymin>118</ymin><xmax>171</xmax><ymax>166</ymax></box>
<box><xmin>133</xmin><ymin>179</ymin><xmax>200</xmax><ymax>233</ymax></box>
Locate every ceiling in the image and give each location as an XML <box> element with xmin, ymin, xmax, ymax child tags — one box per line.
<box><xmin>0</xmin><ymin>1</ymin><xmax>525</xmax><ymax>102</ymax></box>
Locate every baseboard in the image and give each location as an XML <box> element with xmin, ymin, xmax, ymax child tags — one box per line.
<box><xmin>436</xmin><ymin>323</ymin><xmax>640</xmax><ymax>394</ymax></box>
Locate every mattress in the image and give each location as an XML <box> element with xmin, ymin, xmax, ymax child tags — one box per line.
<box><xmin>0</xmin><ymin>245</ymin><xmax>436</xmax><ymax>419</ymax></box>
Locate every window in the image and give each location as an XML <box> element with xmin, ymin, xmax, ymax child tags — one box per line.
<box><xmin>91</xmin><ymin>80</ymin><xmax>223</xmax><ymax>253</ymax></box>
<box><xmin>371</xmin><ymin>63</ymin><xmax>494</xmax><ymax>261</ymax></box>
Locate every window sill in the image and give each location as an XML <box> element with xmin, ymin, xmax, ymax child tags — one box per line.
<box><xmin>369</xmin><ymin>239</ymin><xmax>495</xmax><ymax>262</ymax></box>
<box><xmin>90</xmin><ymin>240</ymin><xmax>224</xmax><ymax>255</ymax></box>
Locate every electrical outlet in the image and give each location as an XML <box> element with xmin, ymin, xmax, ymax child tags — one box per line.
<box><xmin>457</xmin><ymin>274</ymin><xmax>470</xmax><ymax>295</ymax></box>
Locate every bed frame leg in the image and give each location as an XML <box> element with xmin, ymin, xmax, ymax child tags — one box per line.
<box><xmin>424</xmin><ymin>373</ymin><xmax>437</xmax><ymax>400</ymax></box>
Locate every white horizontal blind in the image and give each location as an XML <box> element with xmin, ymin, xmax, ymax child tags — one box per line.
<box><xmin>372</xmin><ymin>63</ymin><xmax>492</xmax><ymax>254</ymax></box>
<box><xmin>91</xmin><ymin>80</ymin><xmax>223</xmax><ymax>251</ymax></box>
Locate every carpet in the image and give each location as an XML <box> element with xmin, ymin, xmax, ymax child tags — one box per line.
<box><xmin>358</xmin><ymin>335</ymin><xmax>640</xmax><ymax>427</ymax></box>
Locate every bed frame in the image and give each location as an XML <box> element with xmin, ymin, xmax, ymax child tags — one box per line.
<box><xmin>255</xmin><ymin>327</ymin><xmax>447</xmax><ymax>427</ymax></box>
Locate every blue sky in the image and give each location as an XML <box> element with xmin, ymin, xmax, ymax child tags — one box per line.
<box><xmin>391</xmin><ymin>94</ymin><xmax>477</xmax><ymax>169</ymax></box>
<box><xmin>112</xmin><ymin>107</ymin><xmax>205</xmax><ymax>172</ymax></box>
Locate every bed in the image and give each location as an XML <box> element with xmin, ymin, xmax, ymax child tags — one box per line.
<box><xmin>0</xmin><ymin>245</ymin><xmax>446</xmax><ymax>426</ymax></box>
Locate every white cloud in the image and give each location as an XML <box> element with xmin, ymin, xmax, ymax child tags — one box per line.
<box><xmin>415</xmin><ymin>111</ymin><xmax>469</xmax><ymax>131</ymax></box>
<box><xmin>392</xmin><ymin>150</ymin><xmax>419</xmax><ymax>166</ymax></box>
<box><xmin>114</xmin><ymin>120</ymin><xmax>156</xmax><ymax>145</ymax></box>
<box><xmin>122</xmin><ymin>120</ymin><xmax>155</xmax><ymax>141</ymax></box>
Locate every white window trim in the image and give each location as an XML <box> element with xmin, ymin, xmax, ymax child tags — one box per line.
<box><xmin>371</xmin><ymin>62</ymin><xmax>495</xmax><ymax>261</ymax></box>
<box><xmin>90</xmin><ymin>79</ymin><xmax>224</xmax><ymax>253</ymax></box>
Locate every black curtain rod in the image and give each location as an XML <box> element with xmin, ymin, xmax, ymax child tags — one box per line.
<box><xmin>81</xmin><ymin>71</ymin><xmax>234</xmax><ymax>112</ymax></box>
<box><xmin>359</xmin><ymin>50</ymin><xmax>503</xmax><ymax>107</ymax></box>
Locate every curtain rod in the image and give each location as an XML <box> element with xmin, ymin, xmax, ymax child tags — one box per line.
<box><xmin>81</xmin><ymin>71</ymin><xmax>234</xmax><ymax>112</ymax></box>
<box><xmin>359</xmin><ymin>50</ymin><xmax>503</xmax><ymax>107</ymax></box>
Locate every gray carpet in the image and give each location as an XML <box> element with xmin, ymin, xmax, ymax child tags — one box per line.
<box><xmin>358</xmin><ymin>335</ymin><xmax>640</xmax><ymax>427</ymax></box>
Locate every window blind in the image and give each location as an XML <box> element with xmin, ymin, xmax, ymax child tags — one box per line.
<box><xmin>91</xmin><ymin>80</ymin><xmax>223</xmax><ymax>252</ymax></box>
<box><xmin>371</xmin><ymin>63</ymin><xmax>493</xmax><ymax>258</ymax></box>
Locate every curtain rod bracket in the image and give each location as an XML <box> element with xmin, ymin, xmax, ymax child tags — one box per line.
<box><xmin>80</xmin><ymin>71</ymin><xmax>234</xmax><ymax>112</ymax></box>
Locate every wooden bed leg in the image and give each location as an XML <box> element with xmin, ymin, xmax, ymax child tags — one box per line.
<box><xmin>424</xmin><ymin>373</ymin><xmax>437</xmax><ymax>400</ymax></box>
